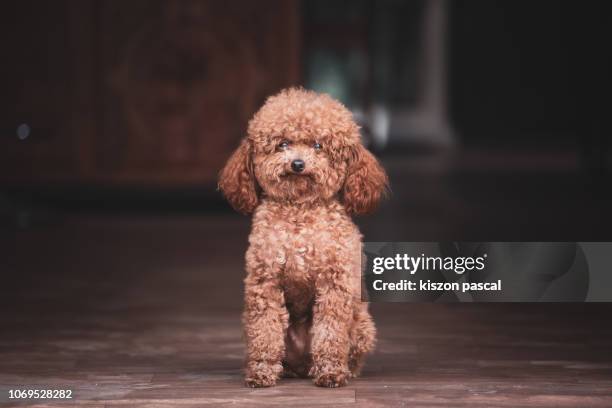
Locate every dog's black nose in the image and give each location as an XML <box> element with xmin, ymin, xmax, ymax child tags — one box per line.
<box><xmin>291</xmin><ymin>159</ymin><xmax>305</xmax><ymax>173</ymax></box>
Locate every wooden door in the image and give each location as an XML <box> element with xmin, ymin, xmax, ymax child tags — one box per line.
<box><xmin>0</xmin><ymin>0</ymin><xmax>300</xmax><ymax>186</ymax></box>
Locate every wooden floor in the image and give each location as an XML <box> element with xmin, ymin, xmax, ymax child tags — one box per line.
<box><xmin>1</xmin><ymin>214</ymin><xmax>612</xmax><ymax>407</ymax></box>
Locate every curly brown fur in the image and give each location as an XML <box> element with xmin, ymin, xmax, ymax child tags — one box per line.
<box><xmin>219</xmin><ymin>88</ymin><xmax>388</xmax><ymax>388</ymax></box>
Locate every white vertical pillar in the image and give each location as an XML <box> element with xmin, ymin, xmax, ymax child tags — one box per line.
<box><xmin>383</xmin><ymin>0</ymin><xmax>454</xmax><ymax>148</ymax></box>
<box><xmin>421</xmin><ymin>0</ymin><xmax>448</xmax><ymax>122</ymax></box>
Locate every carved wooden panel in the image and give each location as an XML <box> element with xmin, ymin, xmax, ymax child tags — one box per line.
<box><xmin>97</xmin><ymin>0</ymin><xmax>300</xmax><ymax>184</ymax></box>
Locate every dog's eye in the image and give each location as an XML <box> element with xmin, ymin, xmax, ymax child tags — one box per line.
<box><xmin>278</xmin><ymin>140</ymin><xmax>290</xmax><ymax>150</ymax></box>
<box><xmin>313</xmin><ymin>142</ymin><xmax>322</xmax><ymax>150</ymax></box>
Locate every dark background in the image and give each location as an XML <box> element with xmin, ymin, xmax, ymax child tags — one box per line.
<box><xmin>1</xmin><ymin>1</ymin><xmax>612</xmax><ymax>405</ymax></box>
<box><xmin>0</xmin><ymin>0</ymin><xmax>610</xmax><ymax>240</ymax></box>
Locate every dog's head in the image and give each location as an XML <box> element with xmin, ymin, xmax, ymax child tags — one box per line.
<box><xmin>219</xmin><ymin>88</ymin><xmax>388</xmax><ymax>215</ymax></box>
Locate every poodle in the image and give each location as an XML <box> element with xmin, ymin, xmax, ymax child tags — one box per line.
<box><xmin>218</xmin><ymin>88</ymin><xmax>388</xmax><ymax>388</ymax></box>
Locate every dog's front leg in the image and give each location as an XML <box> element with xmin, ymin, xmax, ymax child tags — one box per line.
<box><xmin>310</xmin><ymin>273</ymin><xmax>353</xmax><ymax>387</ymax></box>
<box><xmin>243</xmin><ymin>263</ymin><xmax>288</xmax><ymax>388</ymax></box>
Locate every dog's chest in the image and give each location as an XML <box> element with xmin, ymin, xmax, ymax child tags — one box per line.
<box><xmin>259</xmin><ymin>207</ymin><xmax>349</xmax><ymax>281</ymax></box>
<box><xmin>272</xmin><ymin>214</ymin><xmax>340</xmax><ymax>308</ymax></box>
<box><xmin>251</xmin><ymin>201</ymin><xmax>361</xmax><ymax>309</ymax></box>
<box><xmin>276</xmin><ymin>216</ymin><xmax>334</xmax><ymax>277</ymax></box>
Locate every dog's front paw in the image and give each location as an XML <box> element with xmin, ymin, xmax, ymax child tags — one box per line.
<box><xmin>311</xmin><ymin>365</ymin><xmax>350</xmax><ymax>388</ymax></box>
<box><xmin>245</xmin><ymin>376</ymin><xmax>276</xmax><ymax>388</ymax></box>
<box><xmin>314</xmin><ymin>370</ymin><xmax>349</xmax><ymax>388</ymax></box>
<box><xmin>245</xmin><ymin>361</ymin><xmax>281</xmax><ymax>388</ymax></box>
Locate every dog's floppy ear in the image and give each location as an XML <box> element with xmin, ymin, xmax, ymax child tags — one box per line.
<box><xmin>341</xmin><ymin>143</ymin><xmax>389</xmax><ymax>215</ymax></box>
<box><xmin>218</xmin><ymin>139</ymin><xmax>259</xmax><ymax>214</ymax></box>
